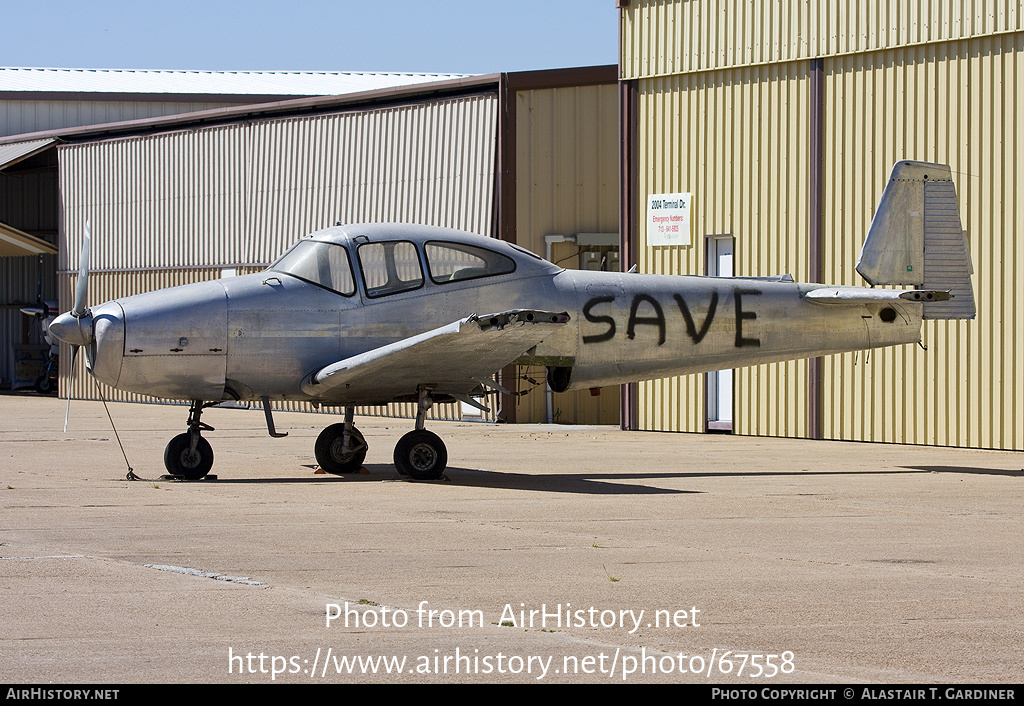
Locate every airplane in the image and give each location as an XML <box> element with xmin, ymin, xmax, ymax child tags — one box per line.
<box><xmin>47</xmin><ymin>160</ymin><xmax>975</xmax><ymax>481</ymax></box>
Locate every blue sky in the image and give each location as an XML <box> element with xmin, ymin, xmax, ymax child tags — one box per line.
<box><xmin>1</xmin><ymin>0</ymin><xmax>619</xmax><ymax>74</ymax></box>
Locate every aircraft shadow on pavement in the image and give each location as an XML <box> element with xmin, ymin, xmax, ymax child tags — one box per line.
<box><xmin>205</xmin><ymin>464</ymin><xmax>695</xmax><ymax>494</ymax></box>
<box><xmin>197</xmin><ymin>463</ymin><xmax>1024</xmax><ymax>493</ymax></box>
<box><xmin>900</xmin><ymin>465</ymin><xmax>1024</xmax><ymax>477</ymax></box>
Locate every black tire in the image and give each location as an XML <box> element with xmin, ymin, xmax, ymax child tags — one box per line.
<box><xmin>164</xmin><ymin>433</ymin><xmax>214</xmax><ymax>480</ymax></box>
<box><xmin>34</xmin><ymin>375</ymin><xmax>55</xmax><ymax>394</ymax></box>
<box><xmin>393</xmin><ymin>429</ymin><xmax>447</xmax><ymax>480</ymax></box>
<box><xmin>315</xmin><ymin>424</ymin><xmax>368</xmax><ymax>475</ymax></box>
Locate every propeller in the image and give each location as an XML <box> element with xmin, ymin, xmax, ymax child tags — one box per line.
<box><xmin>47</xmin><ymin>220</ymin><xmax>94</xmax><ymax>431</ymax></box>
<box><xmin>73</xmin><ymin>220</ymin><xmax>91</xmax><ymax>318</ymax></box>
<box><xmin>47</xmin><ymin>219</ymin><xmax>134</xmax><ymax>475</ymax></box>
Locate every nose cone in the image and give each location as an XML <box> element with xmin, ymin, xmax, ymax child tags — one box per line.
<box><xmin>49</xmin><ymin>311</ymin><xmax>93</xmax><ymax>347</ymax></box>
<box><xmin>89</xmin><ymin>302</ymin><xmax>125</xmax><ymax>387</ymax></box>
<box><xmin>48</xmin><ymin>303</ymin><xmax>126</xmax><ymax>389</ymax></box>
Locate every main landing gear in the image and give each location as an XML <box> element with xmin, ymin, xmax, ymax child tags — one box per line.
<box><xmin>314</xmin><ymin>406</ymin><xmax>368</xmax><ymax>475</ymax></box>
<box><xmin>161</xmin><ymin>391</ymin><xmax>451</xmax><ymax>481</ymax></box>
<box><xmin>312</xmin><ymin>388</ymin><xmax>448</xmax><ymax>481</ymax></box>
<box><xmin>392</xmin><ymin>388</ymin><xmax>447</xmax><ymax>480</ymax></box>
<box><xmin>164</xmin><ymin>400</ymin><xmax>217</xmax><ymax>480</ymax></box>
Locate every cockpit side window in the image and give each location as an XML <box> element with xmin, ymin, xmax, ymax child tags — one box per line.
<box><xmin>357</xmin><ymin>240</ymin><xmax>424</xmax><ymax>298</ymax></box>
<box><xmin>424</xmin><ymin>241</ymin><xmax>516</xmax><ymax>284</ymax></box>
<box><xmin>268</xmin><ymin>241</ymin><xmax>356</xmax><ymax>296</ymax></box>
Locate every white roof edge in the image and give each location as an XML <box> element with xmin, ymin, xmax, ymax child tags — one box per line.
<box><xmin>0</xmin><ymin>67</ymin><xmax>475</xmax><ymax>96</ymax></box>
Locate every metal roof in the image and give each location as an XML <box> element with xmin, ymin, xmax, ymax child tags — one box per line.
<box><xmin>0</xmin><ymin>75</ymin><xmax>501</xmax><ymax>146</ymax></box>
<box><xmin>0</xmin><ymin>67</ymin><xmax>472</xmax><ymax>96</ymax></box>
<box><xmin>0</xmin><ymin>221</ymin><xmax>57</xmax><ymax>257</ymax></box>
<box><xmin>0</xmin><ymin>138</ymin><xmax>57</xmax><ymax>169</ymax></box>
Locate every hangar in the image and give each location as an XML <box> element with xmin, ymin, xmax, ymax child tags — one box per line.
<box><xmin>617</xmin><ymin>0</ymin><xmax>1023</xmax><ymax>451</ymax></box>
<box><xmin>0</xmin><ymin>68</ymin><xmax>468</xmax><ymax>397</ymax></box>
<box><xmin>5</xmin><ymin>1</ymin><xmax>1021</xmax><ymax>452</ymax></box>
<box><xmin>0</xmin><ymin>66</ymin><xmax>619</xmax><ymax>425</ymax></box>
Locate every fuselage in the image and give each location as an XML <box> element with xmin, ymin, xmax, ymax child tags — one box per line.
<box><xmin>62</xmin><ymin>223</ymin><xmax>923</xmax><ymax>403</ymax></box>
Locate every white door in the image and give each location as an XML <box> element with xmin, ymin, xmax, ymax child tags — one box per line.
<box><xmin>706</xmin><ymin>236</ymin><xmax>733</xmax><ymax>431</ymax></box>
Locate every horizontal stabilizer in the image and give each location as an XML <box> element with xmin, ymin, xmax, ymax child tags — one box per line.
<box><xmin>857</xmin><ymin>161</ymin><xmax>975</xmax><ymax>319</ymax></box>
<box><xmin>806</xmin><ymin>287</ymin><xmax>950</xmax><ymax>305</ymax></box>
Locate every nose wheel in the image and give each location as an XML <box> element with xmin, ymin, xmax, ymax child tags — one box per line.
<box><xmin>163</xmin><ymin>400</ymin><xmax>217</xmax><ymax>480</ymax></box>
<box><xmin>164</xmin><ymin>433</ymin><xmax>214</xmax><ymax>480</ymax></box>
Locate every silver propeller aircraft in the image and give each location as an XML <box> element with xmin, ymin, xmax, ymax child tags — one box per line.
<box><xmin>48</xmin><ymin>160</ymin><xmax>974</xmax><ymax>481</ymax></box>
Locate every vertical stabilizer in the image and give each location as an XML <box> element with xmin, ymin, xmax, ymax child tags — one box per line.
<box><xmin>857</xmin><ymin>161</ymin><xmax>975</xmax><ymax>319</ymax></box>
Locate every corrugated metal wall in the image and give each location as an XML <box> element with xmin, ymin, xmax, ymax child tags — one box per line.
<box><xmin>822</xmin><ymin>34</ymin><xmax>1024</xmax><ymax>450</ymax></box>
<box><xmin>58</xmin><ymin>93</ymin><xmax>498</xmax><ymax>423</ymax></box>
<box><xmin>245</xmin><ymin>97</ymin><xmax>496</xmax><ymax>263</ymax></box>
<box><xmin>0</xmin><ymin>99</ymin><xmax>245</xmax><ymax>138</ymax></box>
<box><xmin>634</xmin><ymin>64</ymin><xmax>812</xmax><ymax>435</ymax></box>
<box><xmin>513</xmin><ymin>83</ymin><xmax>620</xmax><ymax>424</ymax></box>
<box><xmin>621</xmin><ymin>0</ymin><xmax>1024</xmax><ymax>80</ymax></box>
<box><xmin>0</xmin><ymin>167</ymin><xmax>57</xmax><ymax>234</ymax></box>
<box><xmin>1</xmin><ymin>157</ymin><xmax>58</xmax><ymax>387</ymax></box>
<box><xmin>622</xmin><ymin>0</ymin><xmax>1023</xmax><ymax>450</ymax></box>
<box><xmin>1</xmin><ymin>254</ymin><xmax>56</xmax><ymax>387</ymax></box>
<box><xmin>59</xmin><ymin>126</ymin><xmax>252</xmax><ymax>272</ymax></box>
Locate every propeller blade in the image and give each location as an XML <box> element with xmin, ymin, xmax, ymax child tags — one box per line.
<box><xmin>72</xmin><ymin>220</ymin><xmax>91</xmax><ymax>318</ymax></box>
<box><xmin>64</xmin><ymin>345</ymin><xmax>79</xmax><ymax>433</ymax></box>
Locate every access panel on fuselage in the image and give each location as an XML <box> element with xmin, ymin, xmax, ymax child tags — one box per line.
<box><xmin>223</xmin><ymin>273</ymin><xmax>356</xmax><ymax>400</ymax></box>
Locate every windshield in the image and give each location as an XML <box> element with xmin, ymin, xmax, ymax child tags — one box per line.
<box><xmin>268</xmin><ymin>240</ymin><xmax>356</xmax><ymax>296</ymax></box>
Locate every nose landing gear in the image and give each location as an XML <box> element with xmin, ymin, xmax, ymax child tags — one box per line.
<box><xmin>163</xmin><ymin>400</ymin><xmax>217</xmax><ymax>480</ymax></box>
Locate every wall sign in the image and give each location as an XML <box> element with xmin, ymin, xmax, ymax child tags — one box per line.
<box><xmin>647</xmin><ymin>192</ymin><xmax>691</xmax><ymax>246</ymax></box>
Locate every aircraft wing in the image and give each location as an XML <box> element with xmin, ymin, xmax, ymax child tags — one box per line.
<box><xmin>805</xmin><ymin>287</ymin><xmax>951</xmax><ymax>305</ymax></box>
<box><xmin>300</xmin><ymin>309</ymin><xmax>570</xmax><ymax>403</ymax></box>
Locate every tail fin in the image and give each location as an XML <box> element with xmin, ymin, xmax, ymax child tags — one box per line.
<box><xmin>857</xmin><ymin>161</ymin><xmax>976</xmax><ymax>320</ymax></box>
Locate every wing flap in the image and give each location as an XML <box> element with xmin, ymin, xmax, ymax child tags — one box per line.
<box><xmin>301</xmin><ymin>309</ymin><xmax>570</xmax><ymax>402</ymax></box>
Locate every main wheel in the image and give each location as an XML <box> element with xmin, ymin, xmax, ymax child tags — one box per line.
<box><xmin>164</xmin><ymin>433</ymin><xmax>214</xmax><ymax>480</ymax></box>
<box><xmin>393</xmin><ymin>430</ymin><xmax>447</xmax><ymax>480</ymax></box>
<box><xmin>315</xmin><ymin>424</ymin><xmax>368</xmax><ymax>475</ymax></box>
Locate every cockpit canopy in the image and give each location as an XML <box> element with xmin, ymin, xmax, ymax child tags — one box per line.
<box><xmin>267</xmin><ymin>224</ymin><xmax>553</xmax><ymax>299</ymax></box>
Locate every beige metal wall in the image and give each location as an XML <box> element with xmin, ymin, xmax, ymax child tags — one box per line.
<box><xmin>821</xmin><ymin>34</ymin><xmax>1024</xmax><ymax>450</ymax></box>
<box><xmin>58</xmin><ymin>93</ymin><xmax>498</xmax><ymax>423</ymax></box>
<box><xmin>513</xmin><ymin>83</ymin><xmax>620</xmax><ymax>424</ymax></box>
<box><xmin>634</xmin><ymin>65</ymin><xmax>812</xmax><ymax>434</ymax></box>
<box><xmin>622</xmin><ymin>0</ymin><xmax>1024</xmax><ymax>450</ymax></box>
<box><xmin>621</xmin><ymin>0</ymin><xmax>1024</xmax><ymax>80</ymax></box>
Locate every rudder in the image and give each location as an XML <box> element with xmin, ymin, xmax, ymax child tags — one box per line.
<box><xmin>856</xmin><ymin>161</ymin><xmax>975</xmax><ymax>320</ymax></box>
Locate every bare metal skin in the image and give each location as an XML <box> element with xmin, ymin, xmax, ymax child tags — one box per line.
<box><xmin>49</xmin><ymin>161</ymin><xmax>973</xmax><ymax>480</ymax></box>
